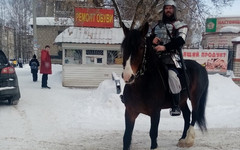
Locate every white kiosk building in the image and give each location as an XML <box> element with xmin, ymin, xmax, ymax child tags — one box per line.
<box><xmin>55</xmin><ymin>26</ymin><xmax>124</xmax><ymax>87</ymax></box>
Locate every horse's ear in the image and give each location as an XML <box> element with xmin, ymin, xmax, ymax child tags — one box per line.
<box><xmin>140</xmin><ymin>22</ymin><xmax>149</xmax><ymax>37</ymax></box>
<box><xmin>122</xmin><ymin>22</ymin><xmax>129</xmax><ymax>36</ymax></box>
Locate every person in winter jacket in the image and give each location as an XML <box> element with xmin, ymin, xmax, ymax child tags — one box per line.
<box><xmin>29</xmin><ymin>54</ymin><xmax>40</xmax><ymax>82</ymax></box>
<box><xmin>40</xmin><ymin>45</ymin><xmax>52</xmax><ymax>89</ymax></box>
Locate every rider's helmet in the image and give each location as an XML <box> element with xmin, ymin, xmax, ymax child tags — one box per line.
<box><xmin>162</xmin><ymin>0</ymin><xmax>177</xmax><ymax>23</ymax></box>
<box><xmin>164</xmin><ymin>0</ymin><xmax>177</xmax><ymax>7</ymax></box>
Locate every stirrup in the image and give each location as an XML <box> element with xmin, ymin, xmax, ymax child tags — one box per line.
<box><xmin>170</xmin><ymin>107</ymin><xmax>181</xmax><ymax>116</ymax></box>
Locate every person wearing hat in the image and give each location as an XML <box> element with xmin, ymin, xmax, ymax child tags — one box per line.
<box><xmin>150</xmin><ymin>0</ymin><xmax>188</xmax><ymax>116</ymax></box>
<box><xmin>29</xmin><ymin>54</ymin><xmax>40</xmax><ymax>82</ymax></box>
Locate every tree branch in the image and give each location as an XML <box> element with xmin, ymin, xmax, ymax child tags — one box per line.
<box><xmin>111</xmin><ymin>0</ymin><xmax>123</xmax><ymax>28</ymax></box>
<box><xmin>130</xmin><ymin>0</ymin><xmax>143</xmax><ymax>29</ymax></box>
<box><xmin>141</xmin><ymin>0</ymin><xmax>160</xmax><ymax>29</ymax></box>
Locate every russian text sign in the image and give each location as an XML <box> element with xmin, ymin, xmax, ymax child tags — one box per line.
<box><xmin>74</xmin><ymin>7</ymin><xmax>114</xmax><ymax>28</ymax></box>
<box><xmin>183</xmin><ymin>49</ymin><xmax>228</xmax><ymax>74</ymax></box>
<box><xmin>206</xmin><ymin>17</ymin><xmax>240</xmax><ymax>32</ymax></box>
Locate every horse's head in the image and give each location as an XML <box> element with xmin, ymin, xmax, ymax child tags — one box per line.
<box><xmin>121</xmin><ymin>23</ymin><xmax>149</xmax><ymax>84</ymax></box>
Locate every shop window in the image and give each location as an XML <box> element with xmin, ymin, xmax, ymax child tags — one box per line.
<box><xmin>65</xmin><ymin>49</ymin><xmax>82</xmax><ymax>64</ymax></box>
<box><xmin>86</xmin><ymin>50</ymin><xmax>103</xmax><ymax>55</ymax></box>
<box><xmin>107</xmin><ymin>50</ymin><xmax>122</xmax><ymax>64</ymax></box>
<box><xmin>86</xmin><ymin>50</ymin><xmax>103</xmax><ymax>65</ymax></box>
<box><xmin>97</xmin><ymin>58</ymin><xmax>102</xmax><ymax>63</ymax></box>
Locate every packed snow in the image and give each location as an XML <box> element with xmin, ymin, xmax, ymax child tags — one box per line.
<box><xmin>0</xmin><ymin>64</ymin><xmax>240</xmax><ymax>150</ymax></box>
<box><xmin>232</xmin><ymin>36</ymin><xmax>240</xmax><ymax>42</ymax></box>
<box><xmin>219</xmin><ymin>26</ymin><xmax>240</xmax><ymax>33</ymax></box>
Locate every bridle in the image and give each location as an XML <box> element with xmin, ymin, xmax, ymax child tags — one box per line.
<box><xmin>135</xmin><ymin>40</ymin><xmax>147</xmax><ymax>79</ymax></box>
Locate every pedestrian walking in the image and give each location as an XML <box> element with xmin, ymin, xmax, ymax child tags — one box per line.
<box><xmin>29</xmin><ymin>54</ymin><xmax>39</xmax><ymax>82</ymax></box>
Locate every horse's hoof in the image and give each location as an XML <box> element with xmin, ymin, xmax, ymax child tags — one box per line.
<box><xmin>177</xmin><ymin>139</ymin><xmax>187</xmax><ymax>147</ymax></box>
<box><xmin>177</xmin><ymin>139</ymin><xmax>194</xmax><ymax>147</ymax></box>
<box><xmin>177</xmin><ymin>139</ymin><xmax>184</xmax><ymax>147</ymax></box>
<box><xmin>151</xmin><ymin>148</ymin><xmax>160</xmax><ymax>150</ymax></box>
<box><xmin>177</xmin><ymin>125</ymin><xmax>195</xmax><ymax>147</ymax></box>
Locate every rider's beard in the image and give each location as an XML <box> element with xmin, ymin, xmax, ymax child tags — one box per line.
<box><xmin>165</xmin><ymin>11</ymin><xmax>173</xmax><ymax>17</ymax></box>
<box><xmin>163</xmin><ymin>13</ymin><xmax>176</xmax><ymax>23</ymax></box>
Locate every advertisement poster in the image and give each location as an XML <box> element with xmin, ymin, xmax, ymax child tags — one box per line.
<box><xmin>205</xmin><ymin>35</ymin><xmax>238</xmax><ymax>48</ymax></box>
<box><xmin>74</xmin><ymin>7</ymin><xmax>114</xmax><ymax>28</ymax></box>
<box><xmin>183</xmin><ymin>49</ymin><xmax>229</xmax><ymax>74</ymax></box>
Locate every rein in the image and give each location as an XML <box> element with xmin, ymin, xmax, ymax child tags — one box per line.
<box><xmin>135</xmin><ymin>43</ymin><xmax>147</xmax><ymax>78</ymax></box>
<box><xmin>134</xmin><ymin>38</ymin><xmax>167</xmax><ymax>90</ymax></box>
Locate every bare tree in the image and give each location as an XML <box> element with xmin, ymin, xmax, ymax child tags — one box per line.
<box><xmin>6</xmin><ymin>0</ymin><xmax>32</xmax><ymax>62</ymax></box>
<box><xmin>37</xmin><ymin>0</ymin><xmax>105</xmax><ymax>18</ymax></box>
<box><xmin>53</xmin><ymin>0</ymin><xmax>234</xmax><ymax>47</ymax></box>
<box><xmin>3</xmin><ymin>0</ymin><xmax>235</xmax><ymax>58</ymax></box>
<box><xmin>111</xmin><ymin>0</ymin><xmax>235</xmax><ymax>47</ymax></box>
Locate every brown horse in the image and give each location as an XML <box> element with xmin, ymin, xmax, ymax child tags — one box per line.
<box><xmin>120</xmin><ymin>22</ymin><xmax>209</xmax><ymax>150</ymax></box>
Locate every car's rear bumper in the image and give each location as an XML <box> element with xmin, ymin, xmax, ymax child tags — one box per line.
<box><xmin>0</xmin><ymin>86</ymin><xmax>20</xmax><ymax>101</ymax></box>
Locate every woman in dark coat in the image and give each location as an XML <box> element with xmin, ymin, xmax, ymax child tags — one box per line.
<box><xmin>29</xmin><ymin>54</ymin><xmax>40</xmax><ymax>82</ymax></box>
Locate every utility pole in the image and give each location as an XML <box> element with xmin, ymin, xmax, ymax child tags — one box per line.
<box><xmin>33</xmin><ymin>0</ymin><xmax>38</xmax><ymax>56</ymax></box>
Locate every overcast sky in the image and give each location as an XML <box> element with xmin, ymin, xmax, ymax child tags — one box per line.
<box><xmin>221</xmin><ymin>0</ymin><xmax>240</xmax><ymax>17</ymax></box>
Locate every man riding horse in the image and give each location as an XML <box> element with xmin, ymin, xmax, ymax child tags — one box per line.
<box><xmin>151</xmin><ymin>0</ymin><xmax>188</xmax><ymax>116</ymax></box>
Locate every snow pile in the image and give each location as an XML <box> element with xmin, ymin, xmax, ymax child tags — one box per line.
<box><xmin>219</xmin><ymin>26</ymin><xmax>240</xmax><ymax>33</ymax></box>
<box><xmin>55</xmin><ymin>27</ymin><xmax>124</xmax><ymax>44</ymax></box>
<box><xmin>232</xmin><ymin>36</ymin><xmax>240</xmax><ymax>42</ymax></box>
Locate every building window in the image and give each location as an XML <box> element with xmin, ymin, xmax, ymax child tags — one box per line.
<box><xmin>86</xmin><ymin>50</ymin><xmax>103</xmax><ymax>65</ymax></box>
<box><xmin>107</xmin><ymin>50</ymin><xmax>122</xmax><ymax>64</ymax></box>
<box><xmin>65</xmin><ymin>49</ymin><xmax>82</xmax><ymax>64</ymax></box>
<box><xmin>86</xmin><ymin>50</ymin><xmax>103</xmax><ymax>55</ymax></box>
<box><xmin>97</xmin><ymin>58</ymin><xmax>102</xmax><ymax>63</ymax></box>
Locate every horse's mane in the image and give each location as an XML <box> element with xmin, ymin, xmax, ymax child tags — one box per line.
<box><xmin>121</xmin><ymin>29</ymin><xmax>143</xmax><ymax>58</ymax></box>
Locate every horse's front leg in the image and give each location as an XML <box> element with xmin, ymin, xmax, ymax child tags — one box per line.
<box><xmin>123</xmin><ymin>108</ymin><xmax>139</xmax><ymax>150</ymax></box>
<box><xmin>150</xmin><ymin>110</ymin><xmax>160</xmax><ymax>150</ymax></box>
<box><xmin>178</xmin><ymin>102</ymin><xmax>195</xmax><ymax>147</ymax></box>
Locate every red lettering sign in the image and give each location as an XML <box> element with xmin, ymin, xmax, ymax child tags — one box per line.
<box><xmin>183</xmin><ymin>49</ymin><xmax>228</xmax><ymax>74</ymax></box>
<box><xmin>74</xmin><ymin>7</ymin><xmax>114</xmax><ymax>28</ymax></box>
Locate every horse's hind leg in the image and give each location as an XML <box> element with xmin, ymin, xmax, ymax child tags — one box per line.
<box><xmin>180</xmin><ymin>102</ymin><xmax>191</xmax><ymax>139</ymax></box>
<box><xmin>149</xmin><ymin>111</ymin><xmax>160</xmax><ymax>149</ymax></box>
<box><xmin>178</xmin><ymin>102</ymin><xmax>195</xmax><ymax>147</ymax></box>
<box><xmin>123</xmin><ymin>108</ymin><xmax>139</xmax><ymax>150</ymax></box>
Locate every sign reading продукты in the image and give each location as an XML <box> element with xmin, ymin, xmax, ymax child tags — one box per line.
<box><xmin>74</xmin><ymin>7</ymin><xmax>114</xmax><ymax>28</ymax></box>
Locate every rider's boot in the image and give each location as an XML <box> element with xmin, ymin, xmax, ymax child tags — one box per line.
<box><xmin>120</xmin><ymin>95</ymin><xmax>125</xmax><ymax>103</ymax></box>
<box><xmin>170</xmin><ymin>93</ymin><xmax>181</xmax><ymax>116</ymax></box>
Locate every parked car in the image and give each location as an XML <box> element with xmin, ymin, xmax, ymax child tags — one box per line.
<box><xmin>0</xmin><ymin>50</ymin><xmax>20</xmax><ymax>105</ymax></box>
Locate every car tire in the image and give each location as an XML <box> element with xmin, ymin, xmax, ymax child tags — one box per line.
<box><xmin>8</xmin><ymin>98</ymin><xmax>19</xmax><ymax>105</ymax></box>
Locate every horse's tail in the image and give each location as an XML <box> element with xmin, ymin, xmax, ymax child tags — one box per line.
<box><xmin>196</xmin><ymin>81</ymin><xmax>209</xmax><ymax>132</ymax></box>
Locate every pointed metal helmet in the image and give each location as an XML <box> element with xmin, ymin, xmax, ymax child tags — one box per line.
<box><xmin>164</xmin><ymin>0</ymin><xmax>177</xmax><ymax>7</ymax></box>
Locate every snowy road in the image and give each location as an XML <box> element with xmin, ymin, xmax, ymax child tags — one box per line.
<box><xmin>0</xmin><ymin>65</ymin><xmax>240</xmax><ymax>150</ymax></box>
<box><xmin>0</xmin><ymin>124</ymin><xmax>239</xmax><ymax>150</ymax></box>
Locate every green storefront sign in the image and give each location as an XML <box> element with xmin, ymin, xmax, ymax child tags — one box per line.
<box><xmin>206</xmin><ymin>18</ymin><xmax>217</xmax><ymax>32</ymax></box>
